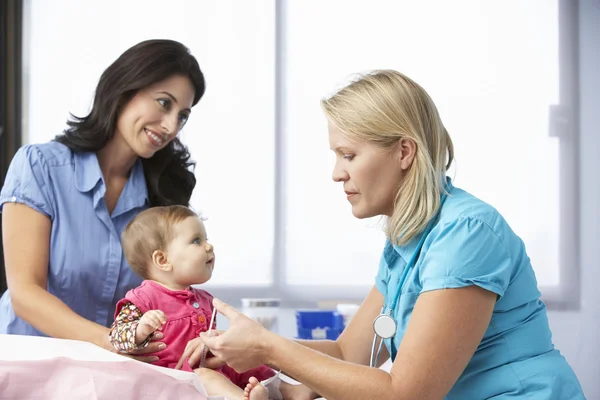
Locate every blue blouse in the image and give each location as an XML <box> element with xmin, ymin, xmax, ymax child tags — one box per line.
<box><xmin>0</xmin><ymin>141</ymin><xmax>147</xmax><ymax>334</ymax></box>
<box><xmin>375</xmin><ymin>181</ymin><xmax>584</xmax><ymax>399</ymax></box>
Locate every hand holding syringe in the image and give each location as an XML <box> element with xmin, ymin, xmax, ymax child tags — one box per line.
<box><xmin>175</xmin><ymin>306</ymin><xmax>219</xmax><ymax>370</ymax></box>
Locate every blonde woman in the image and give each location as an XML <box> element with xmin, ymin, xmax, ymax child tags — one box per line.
<box><xmin>198</xmin><ymin>71</ymin><xmax>585</xmax><ymax>399</ymax></box>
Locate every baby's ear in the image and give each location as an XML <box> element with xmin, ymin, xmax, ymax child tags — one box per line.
<box><xmin>151</xmin><ymin>250</ymin><xmax>173</xmax><ymax>271</ymax></box>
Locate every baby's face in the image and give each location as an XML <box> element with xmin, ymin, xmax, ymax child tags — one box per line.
<box><xmin>166</xmin><ymin>216</ymin><xmax>215</xmax><ymax>287</ymax></box>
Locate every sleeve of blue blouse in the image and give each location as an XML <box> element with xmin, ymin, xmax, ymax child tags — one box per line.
<box><xmin>0</xmin><ymin>145</ymin><xmax>55</xmax><ymax>219</ymax></box>
<box><xmin>419</xmin><ymin>217</ymin><xmax>513</xmax><ymax>299</ymax></box>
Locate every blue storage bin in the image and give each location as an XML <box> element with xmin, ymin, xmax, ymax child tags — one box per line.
<box><xmin>296</xmin><ymin>310</ymin><xmax>344</xmax><ymax>340</ymax></box>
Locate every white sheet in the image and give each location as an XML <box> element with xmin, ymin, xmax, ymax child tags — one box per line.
<box><xmin>0</xmin><ymin>334</ymin><xmax>337</xmax><ymax>400</ymax></box>
<box><xmin>0</xmin><ymin>334</ymin><xmax>226</xmax><ymax>400</ymax></box>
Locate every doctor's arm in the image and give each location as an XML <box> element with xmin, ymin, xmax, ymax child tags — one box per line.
<box><xmin>203</xmin><ymin>286</ymin><xmax>388</xmax><ymax>372</ymax></box>
<box><xmin>293</xmin><ymin>285</ymin><xmax>389</xmax><ymax>366</ymax></box>
<box><xmin>204</xmin><ymin>285</ymin><xmax>496</xmax><ymax>400</ymax></box>
<box><xmin>2</xmin><ymin>203</ymin><xmax>162</xmax><ymax>360</ymax></box>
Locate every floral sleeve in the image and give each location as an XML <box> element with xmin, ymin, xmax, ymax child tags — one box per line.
<box><xmin>108</xmin><ymin>301</ymin><xmax>152</xmax><ymax>353</ymax></box>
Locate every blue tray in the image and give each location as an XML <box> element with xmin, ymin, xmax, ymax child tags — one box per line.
<box><xmin>296</xmin><ymin>310</ymin><xmax>344</xmax><ymax>340</ymax></box>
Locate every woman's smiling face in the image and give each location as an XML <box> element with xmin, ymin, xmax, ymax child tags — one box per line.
<box><xmin>115</xmin><ymin>74</ymin><xmax>195</xmax><ymax>158</ymax></box>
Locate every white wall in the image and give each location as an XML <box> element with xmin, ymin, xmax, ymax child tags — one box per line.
<box><xmin>546</xmin><ymin>0</ymin><xmax>600</xmax><ymax>397</ymax></box>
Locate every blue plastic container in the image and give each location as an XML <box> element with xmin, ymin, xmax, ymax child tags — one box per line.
<box><xmin>296</xmin><ymin>310</ymin><xmax>344</xmax><ymax>340</ymax></box>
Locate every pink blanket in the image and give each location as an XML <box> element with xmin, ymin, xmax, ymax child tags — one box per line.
<box><xmin>0</xmin><ymin>357</ymin><xmax>206</xmax><ymax>399</ymax></box>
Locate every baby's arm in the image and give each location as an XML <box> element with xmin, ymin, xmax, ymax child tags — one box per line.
<box><xmin>108</xmin><ymin>302</ymin><xmax>166</xmax><ymax>352</ymax></box>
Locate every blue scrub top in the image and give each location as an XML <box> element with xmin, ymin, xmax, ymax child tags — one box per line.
<box><xmin>375</xmin><ymin>180</ymin><xmax>585</xmax><ymax>399</ymax></box>
<box><xmin>0</xmin><ymin>141</ymin><xmax>147</xmax><ymax>334</ymax></box>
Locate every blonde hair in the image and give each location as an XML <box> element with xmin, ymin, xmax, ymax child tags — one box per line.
<box><xmin>122</xmin><ymin>205</ymin><xmax>198</xmax><ymax>279</ymax></box>
<box><xmin>321</xmin><ymin>70</ymin><xmax>454</xmax><ymax>245</ymax></box>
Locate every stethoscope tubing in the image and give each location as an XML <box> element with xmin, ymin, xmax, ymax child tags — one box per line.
<box><xmin>369</xmin><ymin>192</ymin><xmax>449</xmax><ymax>367</ymax></box>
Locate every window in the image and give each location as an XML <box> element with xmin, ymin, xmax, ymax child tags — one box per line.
<box><xmin>23</xmin><ymin>0</ymin><xmax>578</xmax><ymax>308</ymax></box>
<box><xmin>281</xmin><ymin>0</ymin><xmax>579</xmax><ymax>309</ymax></box>
<box><xmin>23</xmin><ymin>0</ymin><xmax>276</xmax><ymax>287</ymax></box>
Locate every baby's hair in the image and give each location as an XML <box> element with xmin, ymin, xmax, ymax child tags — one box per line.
<box><xmin>122</xmin><ymin>205</ymin><xmax>199</xmax><ymax>279</ymax></box>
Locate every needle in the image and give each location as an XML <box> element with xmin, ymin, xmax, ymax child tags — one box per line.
<box><xmin>199</xmin><ymin>306</ymin><xmax>218</xmax><ymax>368</ymax></box>
<box><xmin>207</xmin><ymin>305</ymin><xmax>217</xmax><ymax>333</ymax></box>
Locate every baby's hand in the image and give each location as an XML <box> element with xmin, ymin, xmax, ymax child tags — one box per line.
<box><xmin>136</xmin><ymin>310</ymin><xmax>167</xmax><ymax>345</ymax></box>
<box><xmin>175</xmin><ymin>337</ymin><xmax>226</xmax><ymax>370</ymax></box>
<box><xmin>175</xmin><ymin>337</ymin><xmax>204</xmax><ymax>370</ymax></box>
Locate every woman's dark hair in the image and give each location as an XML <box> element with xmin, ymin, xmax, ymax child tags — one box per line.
<box><xmin>54</xmin><ymin>39</ymin><xmax>206</xmax><ymax>207</ymax></box>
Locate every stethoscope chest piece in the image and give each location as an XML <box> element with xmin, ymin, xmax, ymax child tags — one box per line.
<box><xmin>373</xmin><ymin>313</ymin><xmax>397</xmax><ymax>339</ymax></box>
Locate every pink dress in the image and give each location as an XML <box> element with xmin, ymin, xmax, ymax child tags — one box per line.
<box><xmin>110</xmin><ymin>280</ymin><xmax>275</xmax><ymax>388</ymax></box>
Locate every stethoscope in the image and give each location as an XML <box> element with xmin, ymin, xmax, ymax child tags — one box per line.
<box><xmin>369</xmin><ymin>194</ymin><xmax>447</xmax><ymax>368</ymax></box>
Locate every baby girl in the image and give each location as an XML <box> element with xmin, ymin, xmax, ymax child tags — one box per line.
<box><xmin>109</xmin><ymin>205</ymin><xmax>315</xmax><ymax>400</ymax></box>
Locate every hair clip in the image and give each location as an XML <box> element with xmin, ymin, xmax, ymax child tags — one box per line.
<box><xmin>195</xmin><ymin>209</ymin><xmax>209</xmax><ymax>221</ymax></box>
<box><xmin>190</xmin><ymin>206</ymin><xmax>208</xmax><ymax>222</ymax></box>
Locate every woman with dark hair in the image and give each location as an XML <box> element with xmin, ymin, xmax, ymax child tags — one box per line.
<box><xmin>0</xmin><ymin>39</ymin><xmax>205</xmax><ymax>360</ymax></box>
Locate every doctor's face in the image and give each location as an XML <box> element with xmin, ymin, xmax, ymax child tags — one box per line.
<box><xmin>329</xmin><ymin>122</ymin><xmax>405</xmax><ymax>219</ymax></box>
